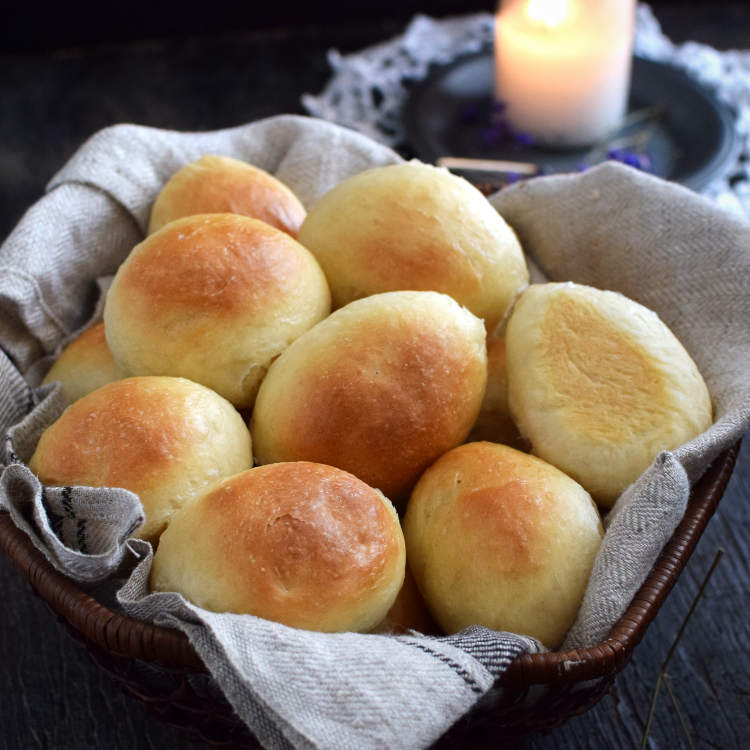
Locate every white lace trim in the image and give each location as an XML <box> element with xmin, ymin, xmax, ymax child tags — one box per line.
<box><xmin>302</xmin><ymin>5</ymin><xmax>750</xmax><ymax>216</ymax></box>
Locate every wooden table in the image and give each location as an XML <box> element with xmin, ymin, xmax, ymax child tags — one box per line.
<box><xmin>1</xmin><ymin>5</ymin><xmax>748</xmax><ymax>748</ymax></box>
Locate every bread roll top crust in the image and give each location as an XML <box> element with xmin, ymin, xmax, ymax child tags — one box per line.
<box><xmin>298</xmin><ymin>161</ymin><xmax>529</xmax><ymax>331</ymax></box>
<box><xmin>404</xmin><ymin>441</ymin><xmax>603</xmax><ymax>647</ymax></box>
<box><xmin>148</xmin><ymin>154</ymin><xmax>306</xmax><ymax>237</ymax></box>
<box><xmin>29</xmin><ymin>376</ymin><xmax>253</xmax><ymax>541</ymax></box>
<box><xmin>251</xmin><ymin>291</ymin><xmax>488</xmax><ymax>503</ymax></box>
<box><xmin>115</xmin><ymin>214</ymin><xmax>309</xmax><ymax>319</ymax></box>
<box><xmin>151</xmin><ymin>462</ymin><xmax>406</xmax><ymax>632</ymax></box>
<box><xmin>104</xmin><ymin>213</ymin><xmax>331</xmax><ymax>407</ymax></box>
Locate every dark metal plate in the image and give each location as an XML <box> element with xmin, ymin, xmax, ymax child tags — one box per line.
<box><xmin>403</xmin><ymin>52</ymin><xmax>738</xmax><ymax>190</ymax></box>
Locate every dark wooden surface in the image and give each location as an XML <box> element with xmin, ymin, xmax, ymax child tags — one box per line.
<box><xmin>1</xmin><ymin>4</ymin><xmax>748</xmax><ymax>749</ymax></box>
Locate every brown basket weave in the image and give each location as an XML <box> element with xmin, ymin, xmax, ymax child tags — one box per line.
<box><xmin>0</xmin><ymin>440</ymin><xmax>740</xmax><ymax>748</ymax></box>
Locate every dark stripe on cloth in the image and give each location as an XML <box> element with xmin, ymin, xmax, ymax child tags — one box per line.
<box><xmin>440</xmin><ymin>626</ymin><xmax>541</xmax><ymax>678</ymax></box>
<box><xmin>42</xmin><ymin>489</ymin><xmax>65</xmax><ymax>538</ymax></box>
<box><xmin>61</xmin><ymin>486</ymin><xmax>74</xmax><ymax>518</ymax></box>
<box><xmin>76</xmin><ymin>519</ymin><xmax>88</xmax><ymax>555</ymax></box>
<box><xmin>402</xmin><ymin>640</ymin><xmax>484</xmax><ymax>695</ymax></box>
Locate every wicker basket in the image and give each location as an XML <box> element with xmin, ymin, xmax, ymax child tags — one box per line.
<box><xmin>0</xmin><ymin>440</ymin><xmax>739</xmax><ymax>748</ymax></box>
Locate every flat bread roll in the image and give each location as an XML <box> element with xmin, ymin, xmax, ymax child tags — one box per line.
<box><xmin>251</xmin><ymin>291</ymin><xmax>487</xmax><ymax>506</ymax></box>
<box><xmin>404</xmin><ymin>442</ymin><xmax>603</xmax><ymax>648</ymax></box>
<box><xmin>506</xmin><ymin>282</ymin><xmax>713</xmax><ymax>506</ymax></box>
<box><xmin>297</xmin><ymin>161</ymin><xmax>529</xmax><ymax>332</ymax></box>
<box><xmin>148</xmin><ymin>154</ymin><xmax>306</xmax><ymax>237</ymax></box>
<box><xmin>150</xmin><ymin>462</ymin><xmax>406</xmax><ymax>633</ymax></box>
<box><xmin>104</xmin><ymin>213</ymin><xmax>331</xmax><ymax>408</ymax></box>
<box><xmin>28</xmin><ymin>376</ymin><xmax>253</xmax><ymax>542</ymax></box>
<box><xmin>42</xmin><ymin>322</ymin><xmax>127</xmax><ymax>403</ymax></box>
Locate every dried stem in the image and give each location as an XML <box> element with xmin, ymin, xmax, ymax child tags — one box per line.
<box><xmin>639</xmin><ymin>548</ymin><xmax>724</xmax><ymax>750</ymax></box>
<box><xmin>664</xmin><ymin>674</ymin><xmax>696</xmax><ymax>750</ymax></box>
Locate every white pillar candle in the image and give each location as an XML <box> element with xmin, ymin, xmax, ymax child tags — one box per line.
<box><xmin>494</xmin><ymin>0</ymin><xmax>636</xmax><ymax>148</ymax></box>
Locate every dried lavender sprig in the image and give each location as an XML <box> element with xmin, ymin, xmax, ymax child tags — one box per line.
<box><xmin>586</xmin><ymin>126</ymin><xmax>657</xmax><ymax>167</ymax></box>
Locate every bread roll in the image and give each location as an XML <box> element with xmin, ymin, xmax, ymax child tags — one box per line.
<box><xmin>104</xmin><ymin>213</ymin><xmax>331</xmax><ymax>408</ymax></box>
<box><xmin>467</xmin><ymin>333</ymin><xmax>523</xmax><ymax>447</ymax></box>
<box><xmin>42</xmin><ymin>322</ymin><xmax>127</xmax><ymax>403</ymax></box>
<box><xmin>28</xmin><ymin>376</ymin><xmax>253</xmax><ymax>542</ymax></box>
<box><xmin>148</xmin><ymin>155</ymin><xmax>306</xmax><ymax>237</ymax></box>
<box><xmin>506</xmin><ymin>282</ymin><xmax>713</xmax><ymax>506</ymax></box>
<box><xmin>251</xmin><ymin>291</ymin><xmax>487</xmax><ymax>505</ymax></box>
<box><xmin>150</xmin><ymin>462</ymin><xmax>406</xmax><ymax>633</ymax></box>
<box><xmin>404</xmin><ymin>442</ymin><xmax>603</xmax><ymax>647</ymax></box>
<box><xmin>370</xmin><ymin>564</ymin><xmax>439</xmax><ymax>635</ymax></box>
<box><xmin>297</xmin><ymin>161</ymin><xmax>529</xmax><ymax>331</ymax></box>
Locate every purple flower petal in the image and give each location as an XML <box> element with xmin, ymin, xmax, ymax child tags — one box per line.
<box><xmin>515</xmin><ymin>132</ymin><xmax>535</xmax><ymax>147</ymax></box>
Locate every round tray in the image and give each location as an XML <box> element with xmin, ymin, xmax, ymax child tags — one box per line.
<box><xmin>403</xmin><ymin>52</ymin><xmax>738</xmax><ymax>191</ymax></box>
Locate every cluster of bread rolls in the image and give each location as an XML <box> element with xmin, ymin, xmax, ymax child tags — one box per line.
<box><xmin>31</xmin><ymin>154</ymin><xmax>712</xmax><ymax>646</ymax></box>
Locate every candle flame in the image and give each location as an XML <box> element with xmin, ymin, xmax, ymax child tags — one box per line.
<box><xmin>526</xmin><ymin>0</ymin><xmax>569</xmax><ymax>28</ymax></box>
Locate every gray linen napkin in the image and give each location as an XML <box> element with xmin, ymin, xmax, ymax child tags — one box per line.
<box><xmin>0</xmin><ymin>115</ymin><xmax>540</xmax><ymax>750</ymax></box>
<box><xmin>1</xmin><ymin>115</ymin><xmax>749</xmax><ymax>748</ymax></box>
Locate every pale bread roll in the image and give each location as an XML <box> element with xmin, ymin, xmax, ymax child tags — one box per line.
<box><xmin>42</xmin><ymin>322</ymin><xmax>127</xmax><ymax>403</ymax></box>
<box><xmin>297</xmin><ymin>161</ymin><xmax>529</xmax><ymax>331</ymax></box>
<box><xmin>104</xmin><ymin>213</ymin><xmax>331</xmax><ymax>408</ymax></box>
<box><xmin>28</xmin><ymin>376</ymin><xmax>253</xmax><ymax>542</ymax></box>
<box><xmin>467</xmin><ymin>333</ymin><xmax>523</xmax><ymax>447</ymax></box>
<box><xmin>404</xmin><ymin>442</ymin><xmax>603</xmax><ymax>648</ymax></box>
<box><xmin>148</xmin><ymin>154</ymin><xmax>306</xmax><ymax>237</ymax></box>
<box><xmin>150</xmin><ymin>462</ymin><xmax>406</xmax><ymax>633</ymax></box>
<box><xmin>251</xmin><ymin>291</ymin><xmax>487</xmax><ymax>505</ymax></box>
<box><xmin>506</xmin><ymin>282</ymin><xmax>713</xmax><ymax>506</ymax></box>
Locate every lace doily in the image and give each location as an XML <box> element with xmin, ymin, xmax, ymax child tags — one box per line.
<box><xmin>302</xmin><ymin>5</ymin><xmax>750</xmax><ymax>216</ymax></box>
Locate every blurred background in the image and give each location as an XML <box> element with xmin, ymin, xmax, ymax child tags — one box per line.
<box><xmin>1</xmin><ymin>0</ymin><xmax>745</xmax><ymax>52</ymax></box>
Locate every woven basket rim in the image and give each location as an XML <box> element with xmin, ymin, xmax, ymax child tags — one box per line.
<box><xmin>0</xmin><ymin>440</ymin><xmax>740</xmax><ymax>686</ymax></box>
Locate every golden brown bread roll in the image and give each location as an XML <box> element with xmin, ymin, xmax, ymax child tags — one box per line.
<box><xmin>150</xmin><ymin>462</ymin><xmax>406</xmax><ymax>633</ymax></box>
<box><xmin>251</xmin><ymin>291</ymin><xmax>488</xmax><ymax>505</ymax></box>
<box><xmin>104</xmin><ymin>213</ymin><xmax>331</xmax><ymax>408</ymax></box>
<box><xmin>28</xmin><ymin>376</ymin><xmax>253</xmax><ymax>542</ymax></box>
<box><xmin>370</xmin><ymin>564</ymin><xmax>440</xmax><ymax>636</ymax></box>
<box><xmin>505</xmin><ymin>282</ymin><xmax>713</xmax><ymax>507</ymax></box>
<box><xmin>297</xmin><ymin>161</ymin><xmax>529</xmax><ymax>332</ymax></box>
<box><xmin>42</xmin><ymin>322</ymin><xmax>127</xmax><ymax>403</ymax></box>
<box><xmin>404</xmin><ymin>442</ymin><xmax>603</xmax><ymax>648</ymax></box>
<box><xmin>148</xmin><ymin>154</ymin><xmax>306</xmax><ymax>237</ymax></box>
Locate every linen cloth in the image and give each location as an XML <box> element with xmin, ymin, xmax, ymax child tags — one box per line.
<box><xmin>0</xmin><ymin>114</ymin><xmax>748</xmax><ymax>748</ymax></box>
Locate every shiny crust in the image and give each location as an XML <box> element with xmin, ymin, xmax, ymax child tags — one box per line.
<box><xmin>104</xmin><ymin>214</ymin><xmax>331</xmax><ymax>407</ymax></box>
<box><xmin>404</xmin><ymin>442</ymin><xmax>603</xmax><ymax>647</ymax></box>
<box><xmin>150</xmin><ymin>462</ymin><xmax>406</xmax><ymax>633</ymax></box>
<box><xmin>28</xmin><ymin>376</ymin><xmax>253</xmax><ymax>541</ymax></box>
<box><xmin>250</xmin><ymin>291</ymin><xmax>487</xmax><ymax>505</ymax></box>
<box><xmin>148</xmin><ymin>155</ymin><xmax>306</xmax><ymax>237</ymax></box>
<box><xmin>297</xmin><ymin>161</ymin><xmax>529</xmax><ymax>331</ymax></box>
<box><xmin>506</xmin><ymin>283</ymin><xmax>714</xmax><ymax>506</ymax></box>
<box><xmin>42</xmin><ymin>322</ymin><xmax>127</xmax><ymax>403</ymax></box>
